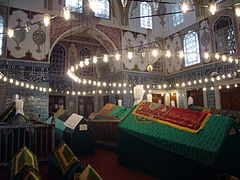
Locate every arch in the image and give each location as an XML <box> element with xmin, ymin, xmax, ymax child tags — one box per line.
<box><xmin>214</xmin><ymin>16</ymin><xmax>236</xmax><ymax>54</ymax></box>
<box><xmin>50</xmin><ymin>44</ymin><xmax>66</xmax><ymax>74</ymax></box>
<box><xmin>140</xmin><ymin>2</ymin><xmax>152</xmax><ymax>29</ymax></box>
<box><xmin>183</xmin><ymin>31</ymin><xmax>200</xmax><ymax>67</ymax></box>
<box><xmin>0</xmin><ymin>15</ymin><xmax>3</xmax><ymax>56</ymax></box>
<box><xmin>48</xmin><ymin>26</ymin><xmax>118</xmax><ymax>62</ymax></box>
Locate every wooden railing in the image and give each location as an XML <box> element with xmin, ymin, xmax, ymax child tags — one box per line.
<box><xmin>0</xmin><ymin>122</ymin><xmax>55</xmax><ymax>166</ymax></box>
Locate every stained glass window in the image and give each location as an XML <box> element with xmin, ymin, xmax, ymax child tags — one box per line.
<box><xmin>0</xmin><ymin>16</ymin><xmax>3</xmax><ymax>56</ymax></box>
<box><xmin>183</xmin><ymin>31</ymin><xmax>201</xmax><ymax>67</ymax></box>
<box><xmin>214</xmin><ymin>16</ymin><xmax>236</xmax><ymax>54</ymax></box>
<box><xmin>50</xmin><ymin>44</ymin><xmax>66</xmax><ymax>74</ymax></box>
<box><xmin>93</xmin><ymin>0</ymin><xmax>110</xmax><ymax>19</ymax></box>
<box><xmin>172</xmin><ymin>0</ymin><xmax>184</xmax><ymax>27</ymax></box>
<box><xmin>79</xmin><ymin>48</ymin><xmax>94</xmax><ymax>77</ymax></box>
<box><xmin>140</xmin><ymin>2</ymin><xmax>152</xmax><ymax>29</ymax></box>
<box><xmin>65</xmin><ymin>0</ymin><xmax>83</xmax><ymax>13</ymax></box>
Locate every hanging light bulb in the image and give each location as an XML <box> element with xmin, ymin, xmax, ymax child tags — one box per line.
<box><xmin>178</xmin><ymin>50</ymin><xmax>184</xmax><ymax>59</ymax></box>
<box><xmin>3</xmin><ymin>77</ymin><xmax>7</xmax><ymax>82</ymax></box>
<box><xmin>176</xmin><ymin>83</ymin><xmax>179</xmax><ymax>87</ymax></box>
<box><xmin>216</xmin><ymin>76</ymin><xmax>221</xmax><ymax>81</ymax></box>
<box><xmin>43</xmin><ymin>14</ymin><xmax>50</xmax><ymax>27</ymax></box>
<box><xmin>209</xmin><ymin>3</ymin><xmax>217</xmax><ymax>15</ymax></box>
<box><xmin>218</xmin><ymin>86</ymin><xmax>222</xmax><ymax>89</ymax></box>
<box><xmin>103</xmin><ymin>54</ymin><xmax>108</xmax><ymax>62</ymax></box>
<box><xmin>93</xmin><ymin>56</ymin><xmax>97</xmax><ymax>63</ymax></box>
<box><xmin>121</xmin><ymin>0</ymin><xmax>128</xmax><ymax>8</ymax></box>
<box><xmin>89</xmin><ymin>0</ymin><xmax>97</xmax><ymax>12</ymax></box>
<box><xmin>235</xmin><ymin>6</ymin><xmax>240</xmax><ymax>17</ymax></box>
<box><xmin>235</xmin><ymin>59</ymin><xmax>239</xmax><ymax>64</ymax></box>
<box><xmin>8</xmin><ymin>28</ymin><xmax>14</xmax><ymax>38</ymax></box>
<box><xmin>211</xmin><ymin>87</ymin><xmax>214</xmax><ymax>91</ymax></box>
<box><xmin>193</xmin><ymin>80</ymin><xmax>197</xmax><ymax>84</ymax></box>
<box><xmin>165</xmin><ymin>50</ymin><xmax>171</xmax><ymax>58</ymax></box>
<box><xmin>181</xmin><ymin>82</ymin><xmax>186</xmax><ymax>87</ymax></box>
<box><xmin>222</xmin><ymin>74</ymin><xmax>226</xmax><ymax>79</ymax></box>
<box><xmin>147</xmin><ymin>64</ymin><xmax>153</xmax><ymax>72</ymax></box>
<box><xmin>127</xmin><ymin>51</ymin><xmax>133</xmax><ymax>59</ymax></box>
<box><xmin>204</xmin><ymin>78</ymin><xmax>208</xmax><ymax>82</ymax></box>
<box><xmin>181</xmin><ymin>2</ymin><xmax>188</xmax><ymax>13</ymax></box>
<box><xmin>152</xmin><ymin>49</ymin><xmax>158</xmax><ymax>57</ymax></box>
<box><xmin>235</xmin><ymin>84</ymin><xmax>238</xmax><ymax>88</ymax></box>
<box><xmin>15</xmin><ymin>81</ymin><xmax>19</xmax><ymax>86</ymax></box>
<box><xmin>211</xmin><ymin>77</ymin><xmax>215</xmax><ymax>82</ymax></box>
<box><xmin>222</xmin><ymin>55</ymin><xmax>227</xmax><ymax>62</ymax></box>
<box><xmin>204</xmin><ymin>51</ymin><xmax>209</xmax><ymax>59</ymax></box>
<box><xmin>199</xmin><ymin>79</ymin><xmax>202</xmax><ymax>83</ymax></box>
<box><xmin>203</xmin><ymin>87</ymin><xmax>207</xmax><ymax>91</ymax></box>
<box><xmin>115</xmin><ymin>53</ymin><xmax>120</xmax><ymax>61</ymax></box>
<box><xmin>21</xmin><ymin>82</ymin><xmax>24</xmax><ymax>87</ymax></box>
<box><xmin>228</xmin><ymin>57</ymin><xmax>233</xmax><ymax>63</ymax></box>
<box><xmin>63</xmin><ymin>7</ymin><xmax>70</xmax><ymax>20</ymax></box>
<box><xmin>85</xmin><ymin>58</ymin><xmax>89</xmax><ymax>65</ymax></box>
<box><xmin>227</xmin><ymin>73</ymin><xmax>232</xmax><ymax>78</ymax></box>
<box><xmin>188</xmin><ymin>81</ymin><xmax>191</xmax><ymax>86</ymax></box>
<box><xmin>215</xmin><ymin>53</ymin><xmax>220</xmax><ymax>60</ymax></box>
<box><xmin>226</xmin><ymin>85</ymin><xmax>230</xmax><ymax>89</ymax></box>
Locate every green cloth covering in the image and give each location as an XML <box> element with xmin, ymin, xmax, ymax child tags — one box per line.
<box><xmin>119</xmin><ymin>106</ymin><xmax>233</xmax><ymax>167</ymax></box>
<box><xmin>74</xmin><ymin>165</ymin><xmax>103</xmax><ymax>180</ymax></box>
<box><xmin>189</xmin><ymin>106</ymin><xmax>204</xmax><ymax>112</ymax></box>
<box><xmin>48</xmin><ymin>143</ymin><xmax>84</xmax><ymax>180</ymax></box>
<box><xmin>13</xmin><ymin>166</ymin><xmax>42</xmax><ymax>180</ymax></box>
<box><xmin>10</xmin><ymin>146</ymin><xmax>39</xmax><ymax>180</ymax></box>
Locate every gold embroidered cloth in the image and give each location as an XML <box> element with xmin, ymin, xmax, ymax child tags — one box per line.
<box><xmin>132</xmin><ymin>101</ymin><xmax>211</xmax><ymax>133</ymax></box>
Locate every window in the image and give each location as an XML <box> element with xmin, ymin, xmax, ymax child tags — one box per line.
<box><xmin>50</xmin><ymin>44</ymin><xmax>66</xmax><ymax>74</ymax></box>
<box><xmin>0</xmin><ymin>16</ymin><xmax>3</xmax><ymax>56</ymax></box>
<box><xmin>214</xmin><ymin>16</ymin><xmax>236</xmax><ymax>54</ymax></box>
<box><xmin>215</xmin><ymin>0</ymin><xmax>224</xmax><ymax>3</ymax></box>
<box><xmin>172</xmin><ymin>0</ymin><xmax>184</xmax><ymax>27</ymax></box>
<box><xmin>183</xmin><ymin>31</ymin><xmax>201</xmax><ymax>67</ymax></box>
<box><xmin>140</xmin><ymin>2</ymin><xmax>152</xmax><ymax>29</ymax></box>
<box><xmin>93</xmin><ymin>0</ymin><xmax>110</xmax><ymax>19</ymax></box>
<box><xmin>65</xmin><ymin>0</ymin><xmax>83</xmax><ymax>13</ymax></box>
<box><xmin>79</xmin><ymin>48</ymin><xmax>94</xmax><ymax>76</ymax></box>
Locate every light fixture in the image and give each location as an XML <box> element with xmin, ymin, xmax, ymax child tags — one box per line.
<box><xmin>199</xmin><ymin>79</ymin><xmax>202</xmax><ymax>83</ymax></box>
<box><xmin>215</xmin><ymin>53</ymin><xmax>220</xmax><ymax>60</ymax></box>
<box><xmin>218</xmin><ymin>86</ymin><xmax>222</xmax><ymax>89</ymax></box>
<box><xmin>188</xmin><ymin>81</ymin><xmax>191</xmax><ymax>86</ymax></box>
<box><xmin>85</xmin><ymin>58</ymin><xmax>89</xmax><ymax>65</ymax></box>
<box><xmin>204</xmin><ymin>51</ymin><xmax>209</xmax><ymax>59</ymax></box>
<box><xmin>8</xmin><ymin>28</ymin><xmax>14</xmax><ymax>38</ymax></box>
<box><xmin>227</xmin><ymin>73</ymin><xmax>232</xmax><ymax>78</ymax></box>
<box><xmin>181</xmin><ymin>2</ymin><xmax>188</xmax><ymax>13</ymax></box>
<box><xmin>203</xmin><ymin>87</ymin><xmax>207</xmax><ymax>91</ymax></box>
<box><xmin>103</xmin><ymin>54</ymin><xmax>108</xmax><ymax>62</ymax></box>
<box><xmin>211</xmin><ymin>77</ymin><xmax>215</xmax><ymax>82</ymax></box>
<box><xmin>235</xmin><ymin>84</ymin><xmax>238</xmax><ymax>88</ymax></box>
<box><xmin>152</xmin><ymin>49</ymin><xmax>158</xmax><ymax>57</ymax></box>
<box><xmin>204</xmin><ymin>78</ymin><xmax>208</xmax><ymax>82</ymax></box>
<box><xmin>176</xmin><ymin>83</ymin><xmax>179</xmax><ymax>87</ymax></box>
<box><xmin>89</xmin><ymin>0</ymin><xmax>97</xmax><ymax>12</ymax></box>
<box><xmin>178</xmin><ymin>50</ymin><xmax>184</xmax><ymax>59</ymax></box>
<box><xmin>127</xmin><ymin>51</ymin><xmax>133</xmax><ymax>59</ymax></box>
<box><xmin>235</xmin><ymin>6</ymin><xmax>240</xmax><ymax>17</ymax></box>
<box><xmin>147</xmin><ymin>64</ymin><xmax>153</xmax><ymax>72</ymax></box>
<box><xmin>209</xmin><ymin>3</ymin><xmax>217</xmax><ymax>15</ymax></box>
<box><xmin>222</xmin><ymin>55</ymin><xmax>227</xmax><ymax>62</ymax></box>
<box><xmin>211</xmin><ymin>87</ymin><xmax>214</xmax><ymax>91</ymax></box>
<box><xmin>226</xmin><ymin>85</ymin><xmax>230</xmax><ymax>89</ymax></box>
<box><xmin>43</xmin><ymin>14</ymin><xmax>50</xmax><ymax>27</ymax></box>
<box><xmin>222</xmin><ymin>75</ymin><xmax>226</xmax><ymax>79</ymax></box>
<box><xmin>193</xmin><ymin>80</ymin><xmax>197</xmax><ymax>84</ymax></box>
<box><xmin>121</xmin><ymin>0</ymin><xmax>128</xmax><ymax>8</ymax></box>
<box><xmin>83</xmin><ymin>79</ymin><xmax>87</xmax><ymax>84</ymax></box>
<box><xmin>115</xmin><ymin>53</ymin><xmax>120</xmax><ymax>61</ymax></box>
<box><xmin>216</xmin><ymin>76</ymin><xmax>221</xmax><ymax>81</ymax></box>
<box><xmin>181</xmin><ymin>82</ymin><xmax>186</xmax><ymax>87</ymax></box>
<box><xmin>93</xmin><ymin>56</ymin><xmax>97</xmax><ymax>63</ymax></box>
<box><xmin>228</xmin><ymin>57</ymin><xmax>233</xmax><ymax>63</ymax></box>
<box><xmin>63</xmin><ymin>7</ymin><xmax>71</xmax><ymax>20</ymax></box>
<box><xmin>165</xmin><ymin>50</ymin><xmax>171</xmax><ymax>58</ymax></box>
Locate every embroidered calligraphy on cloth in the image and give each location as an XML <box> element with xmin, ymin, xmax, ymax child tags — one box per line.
<box><xmin>132</xmin><ymin>101</ymin><xmax>211</xmax><ymax>133</ymax></box>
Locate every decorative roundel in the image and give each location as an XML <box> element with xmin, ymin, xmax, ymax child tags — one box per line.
<box><xmin>33</xmin><ymin>29</ymin><xmax>46</xmax><ymax>46</ymax></box>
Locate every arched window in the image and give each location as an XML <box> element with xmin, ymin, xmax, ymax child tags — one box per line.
<box><xmin>79</xmin><ymin>48</ymin><xmax>94</xmax><ymax>76</ymax></box>
<box><xmin>172</xmin><ymin>0</ymin><xmax>184</xmax><ymax>27</ymax></box>
<box><xmin>214</xmin><ymin>16</ymin><xmax>236</xmax><ymax>54</ymax></box>
<box><xmin>65</xmin><ymin>0</ymin><xmax>83</xmax><ymax>13</ymax></box>
<box><xmin>183</xmin><ymin>31</ymin><xmax>201</xmax><ymax>67</ymax></box>
<box><xmin>140</xmin><ymin>2</ymin><xmax>152</xmax><ymax>29</ymax></box>
<box><xmin>50</xmin><ymin>44</ymin><xmax>66</xmax><ymax>74</ymax></box>
<box><xmin>93</xmin><ymin>0</ymin><xmax>110</xmax><ymax>19</ymax></box>
<box><xmin>0</xmin><ymin>16</ymin><xmax>3</xmax><ymax>56</ymax></box>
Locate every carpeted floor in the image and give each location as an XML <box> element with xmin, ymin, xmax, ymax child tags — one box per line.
<box><xmin>0</xmin><ymin>148</ymin><xmax>160</xmax><ymax>180</ymax></box>
<box><xmin>79</xmin><ymin>148</ymin><xmax>160</xmax><ymax>180</ymax></box>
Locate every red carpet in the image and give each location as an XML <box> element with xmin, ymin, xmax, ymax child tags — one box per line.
<box><xmin>0</xmin><ymin>148</ymin><xmax>160</xmax><ymax>180</ymax></box>
<box><xmin>79</xmin><ymin>148</ymin><xmax>160</xmax><ymax>180</ymax></box>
